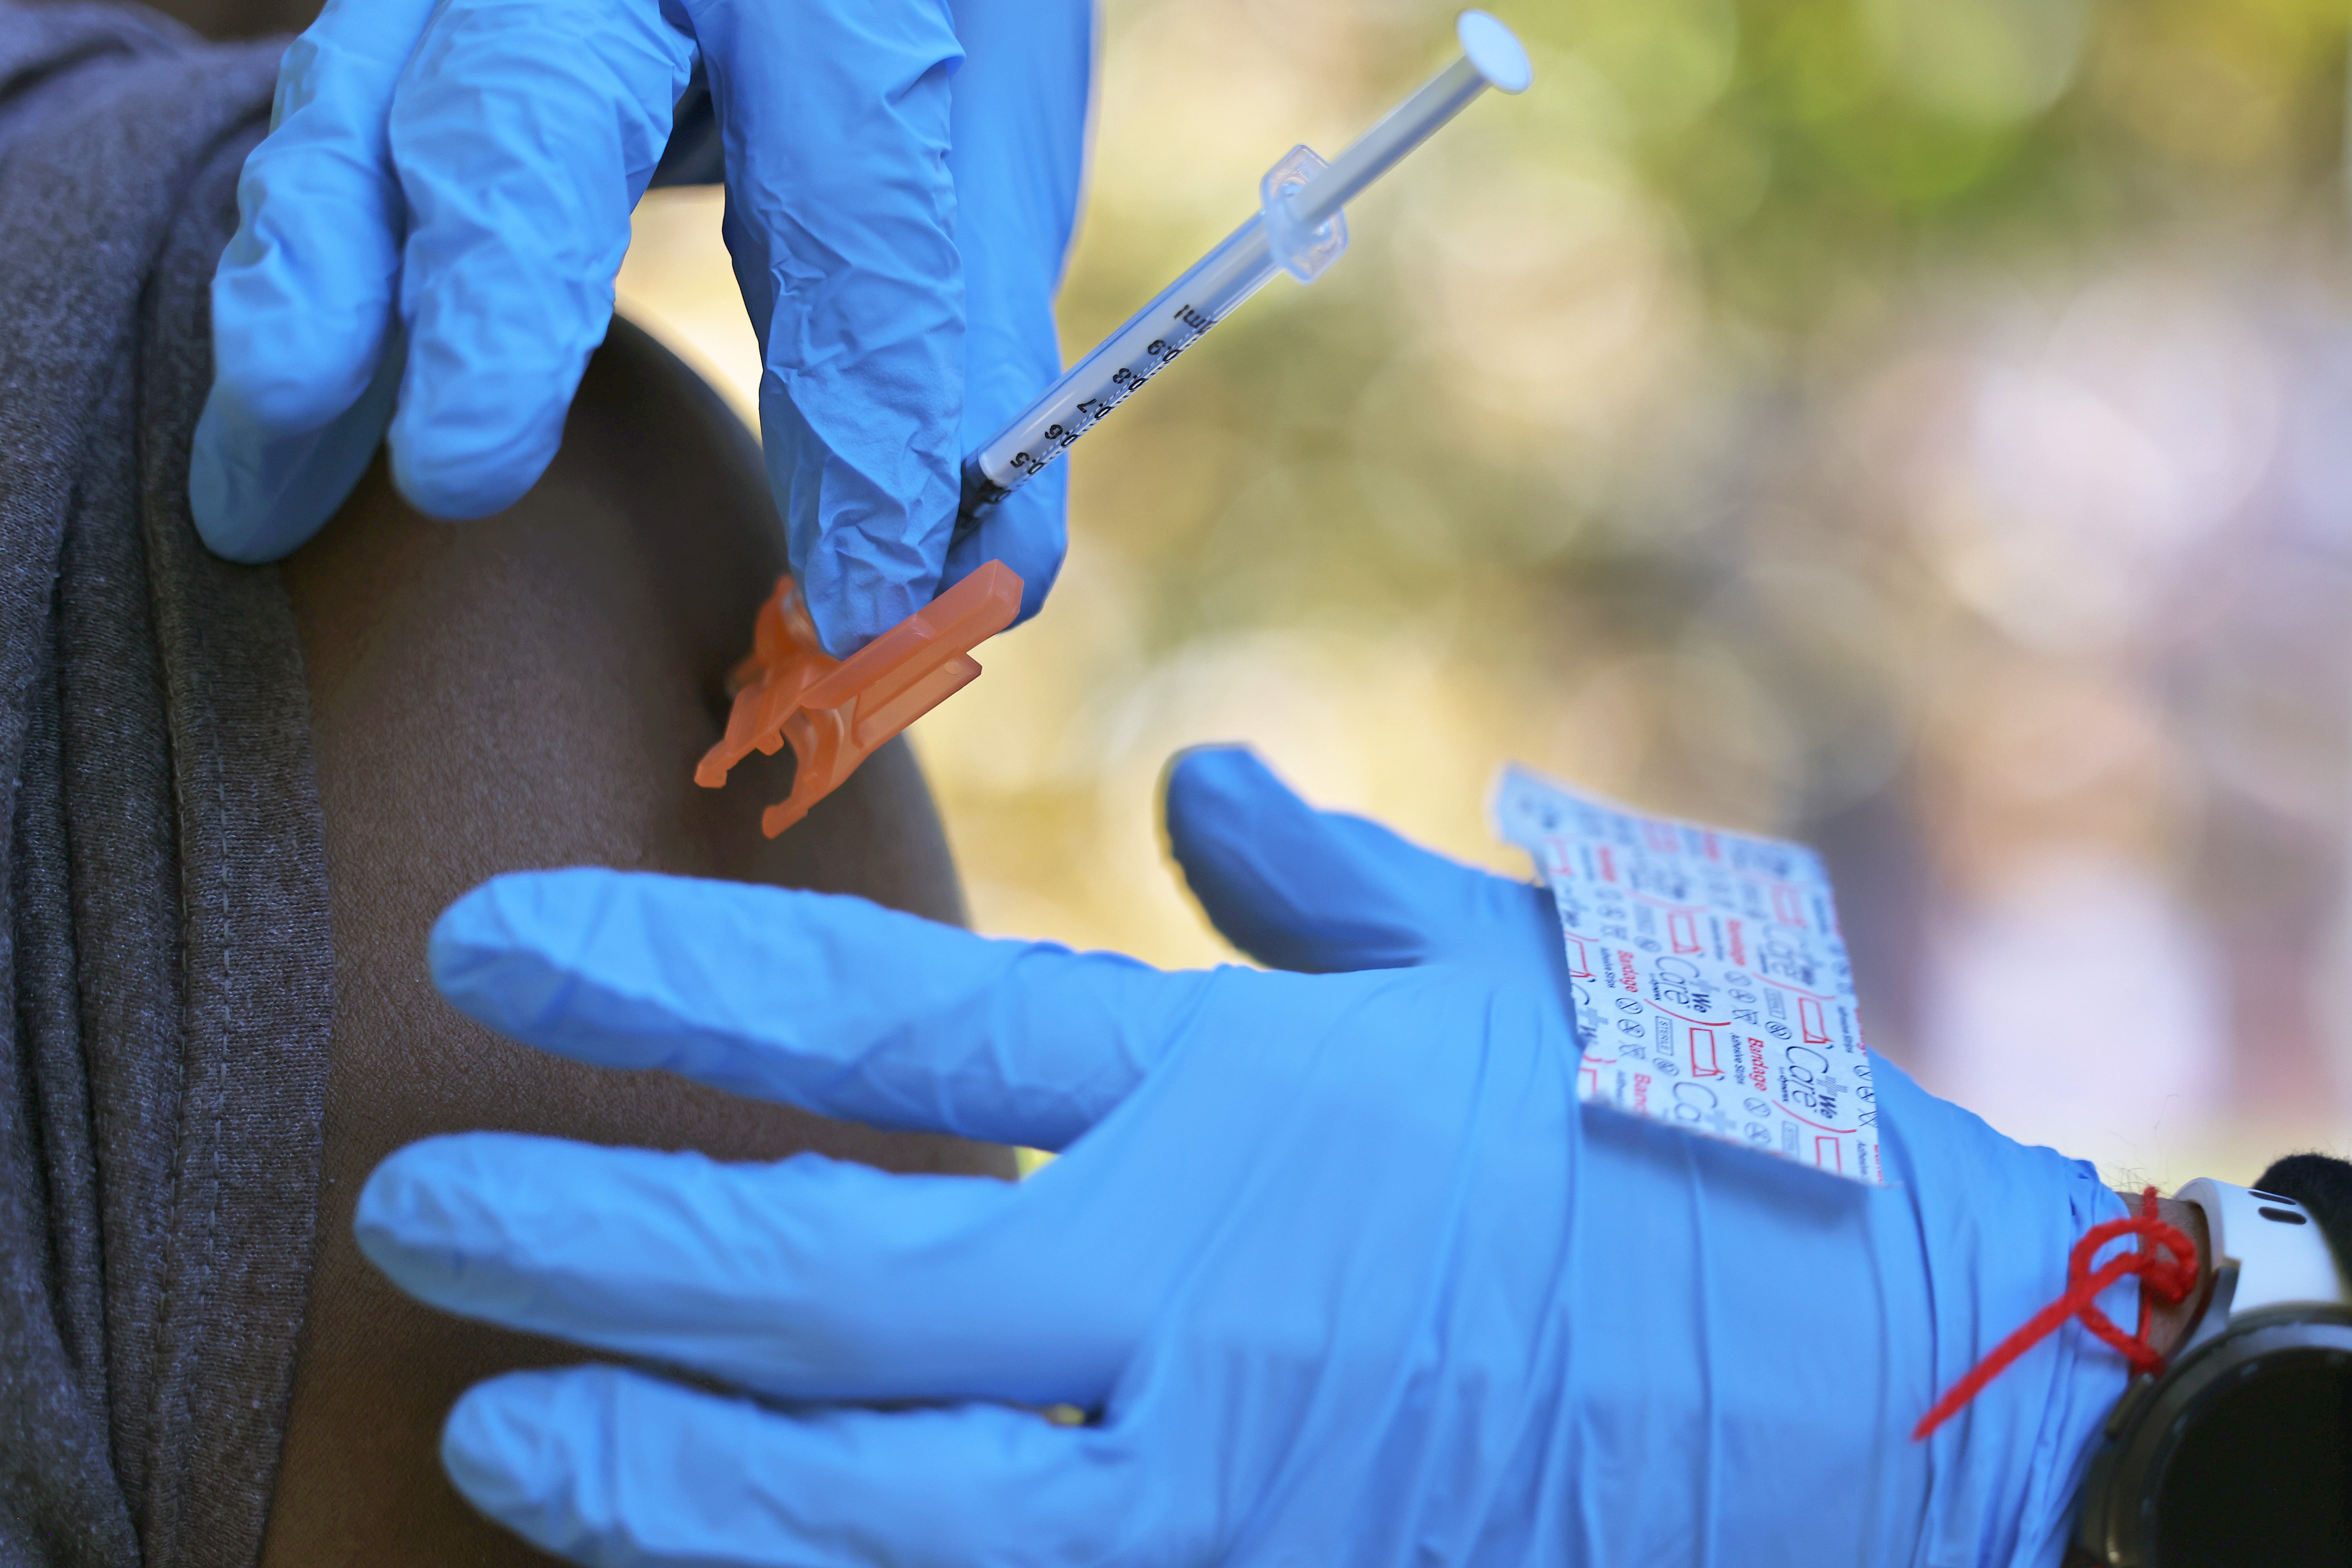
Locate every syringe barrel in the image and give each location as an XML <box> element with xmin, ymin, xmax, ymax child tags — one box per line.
<box><xmin>955</xmin><ymin>12</ymin><xmax>1528</xmax><ymax>529</ymax></box>
<box><xmin>959</xmin><ymin>215</ymin><xmax>1280</xmax><ymax>523</ymax></box>
<box><xmin>1288</xmin><ymin>55</ymin><xmax>1487</xmax><ymax>232</ymax></box>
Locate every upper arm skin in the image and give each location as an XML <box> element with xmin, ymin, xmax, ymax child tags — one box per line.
<box><xmin>258</xmin><ymin>320</ymin><xmax>1013</xmax><ymax>1567</ymax></box>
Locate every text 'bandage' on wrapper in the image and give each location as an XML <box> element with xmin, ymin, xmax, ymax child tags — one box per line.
<box><xmin>697</xmin><ymin>562</ymin><xmax>1023</xmax><ymax>837</ymax></box>
<box><xmin>1492</xmin><ymin>765</ymin><xmax>1884</xmax><ymax>1185</ymax></box>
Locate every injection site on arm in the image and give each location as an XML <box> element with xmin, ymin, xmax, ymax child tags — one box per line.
<box><xmin>953</xmin><ymin>9</ymin><xmax>1533</xmax><ymax>532</ymax></box>
<box><xmin>698</xmin><ymin>11</ymin><xmax>1532</xmax><ymax>836</ymax></box>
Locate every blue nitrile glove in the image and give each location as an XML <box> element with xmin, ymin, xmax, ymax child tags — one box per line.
<box><xmin>193</xmin><ymin>0</ymin><xmax>1088</xmax><ymax>653</ymax></box>
<box><xmin>354</xmin><ymin>746</ymin><xmax>1595</xmax><ymax>1565</ymax></box>
<box><xmin>355</xmin><ymin>747</ymin><xmax>2139</xmax><ymax>1565</ymax></box>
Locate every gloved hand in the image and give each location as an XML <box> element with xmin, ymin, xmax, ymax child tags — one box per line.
<box><xmin>193</xmin><ymin>0</ymin><xmax>1087</xmax><ymax>653</ymax></box>
<box><xmin>355</xmin><ymin>747</ymin><xmax>1583</xmax><ymax>1566</ymax></box>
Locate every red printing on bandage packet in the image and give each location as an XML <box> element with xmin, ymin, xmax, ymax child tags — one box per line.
<box><xmin>1912</xmin><ymin>1187</ymin><xmax>2199</xmax><ymax>1441</ymax></box>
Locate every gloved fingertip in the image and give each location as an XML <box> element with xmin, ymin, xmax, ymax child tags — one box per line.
<box><xmin>208</xmin><ymin>221</ymin><xmax>400</xmax><ymax>435</ymax></box>
<box><xmin>999</xmin><ymin>542</ymin><xmax>1065</xmax><ymax>628</ymax></box>
<box><xmin>427</xmin><ymin>870</ymin><xmax>612</xmax><ymax>1031</ymax></box>
<box><xmin>1163</xmin><ymin>746</ymin><xmax>1296</xmax><ymax>853</ymax></box>
<box><xmin>1162</xmin><ymin>749</ymin><xmax>1456</xmax><ymax>974</ymax></box>
<box><xmin>386</xmin><ymin>367</ymin><xmax>571</xmax><ymax>521</ymax></box>
<box><xmin>792</xmin><ymin>500</ymin><xmax>952</xmax><ymax>658</ymax></box>
<box><xmin>428</xmin><ymin>873</ymin><xmax>517</xmax><ymax>963</ymax></box>
<box><xmin>188</xmin><ymin>392</ymin><xmax>270</xmax><ymax>562</ymax></box>
<box><xmin>189</xmin><ymin>340</ymin><xmax>402</xmax><ymax>563</ymax></box>
<box><xmin>386</xmin><ymin>443</ymin><xmax>544</xmax><ymax>522</ymax></box>
<box><xmin>442</xmin><ymin>1368</ymin><xmax>609</xmax><ymax>1532</ymax></box>
<box><xmin>426</xmin><ymin>883</ymin><xmax>518</xmax><ymax>1009</ymax></box>
<box><xmin>204</xmin><ymin>368</ymin><xmax>346</xmax><ymax>439</ymax></box>
<box><xmin>941</xmin><ymin>539</ymin><xmax>1059</xmax><ymax>629</ymax></box>
<box><xmin>430</xmin><ymin>867</ymin><xmax>608</xmax><ymax>960</ymax></box>
<box><xmin>944</xmin><ymin>471</ymin><xmax>1066</xmax><ymax>629</ymax></box>
<box><xmin>353</xmin><ymin>1132</ymin><xmax>516</xmax><ymax>1290</ymax></box>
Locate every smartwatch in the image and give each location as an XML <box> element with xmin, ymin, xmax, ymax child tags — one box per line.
<box><xmin>2070</xmin><ymin>1178</ymin><xmax>2352</xmax><ymax>1566</ymax></box>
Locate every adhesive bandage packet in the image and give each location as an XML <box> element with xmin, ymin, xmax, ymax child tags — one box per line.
<box><xmin>1493</xmin><ymin>765</ymin><xmax>1884</xmax><ymax>1185</ymax></box>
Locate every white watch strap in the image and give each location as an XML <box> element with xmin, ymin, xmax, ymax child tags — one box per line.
<box><xmin>2176</xmin><ymin>1177</ymin><xmax>2351</xmax><ymax>1318</ymax></box>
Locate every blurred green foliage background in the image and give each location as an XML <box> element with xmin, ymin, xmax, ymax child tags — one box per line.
<box><xmin>620</xmin><ymin>0</ymin><xmax>2352</xmax><ymax>1184</ymax></box>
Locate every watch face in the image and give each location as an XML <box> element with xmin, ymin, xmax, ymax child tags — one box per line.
<box><xmin>2152</xmin><ymin>1343</ymin><xmax>2352</xmax><ymax>1566</ymax></box>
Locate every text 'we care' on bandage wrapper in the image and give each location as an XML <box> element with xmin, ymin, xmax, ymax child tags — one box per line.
<box><xmin>1493</xmin><ymin>766</ymin><xmax>1883</xmax><ymax>1185</ymax></box>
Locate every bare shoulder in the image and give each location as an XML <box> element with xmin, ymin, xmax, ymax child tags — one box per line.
<box><xmin>261</xmin><ymin>322</ymin><xmax>1010</xmax><ymax>1567</ymax></box>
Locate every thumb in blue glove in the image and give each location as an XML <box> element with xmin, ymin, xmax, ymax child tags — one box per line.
<box><xmin>1162</xmin><ymin>744</ymin><xmax>1568</xmax><ymax>981</ymax></box>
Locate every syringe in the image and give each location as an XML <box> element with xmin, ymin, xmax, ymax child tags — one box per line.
<box><xmin>955</xmin><ymin>10</ymin><xmax>1532</xmax><ymax>531</ymax></box>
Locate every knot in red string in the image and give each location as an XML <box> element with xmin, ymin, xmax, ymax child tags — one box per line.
<box><xmin>1912</xmin><ymin>1187</ymin><xmax>2199</xmax><ymax>1441</ymax></box>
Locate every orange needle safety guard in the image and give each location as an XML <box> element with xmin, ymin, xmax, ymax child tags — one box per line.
<box><xmin>696</xmin><ymin>561</ymin><xmax>1024</xmax><ymax>836</ymax></box>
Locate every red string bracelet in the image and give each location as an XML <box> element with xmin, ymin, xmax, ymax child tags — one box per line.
<box><xmin>1912</xmin><ymin>1187</ymin><xmax>2200</xmax><ymax>1441</ymax></box>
